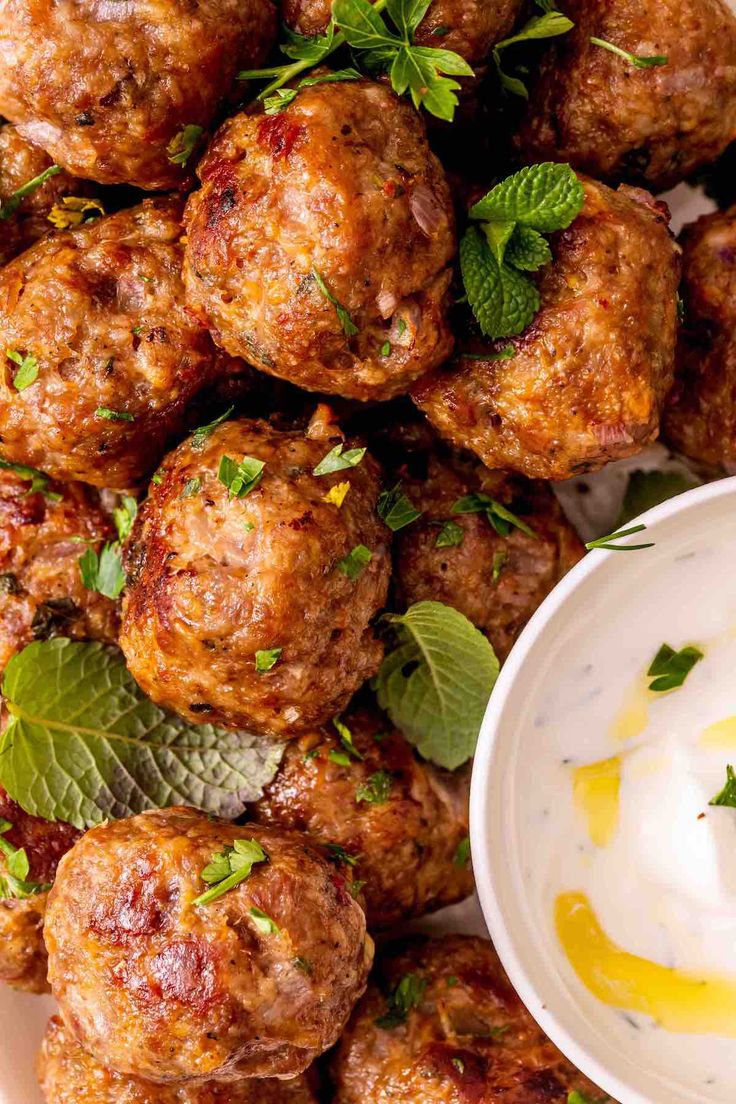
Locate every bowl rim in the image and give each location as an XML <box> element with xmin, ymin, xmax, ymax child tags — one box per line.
<box><xmin>469</xmin><ymin>473</ymin><xmax>736</xmax><ymax>1104</ymax></box>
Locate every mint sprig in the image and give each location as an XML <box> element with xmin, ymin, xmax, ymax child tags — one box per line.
<box><xmin>460</xmin><ymin>163</ymin><xmax>584</xmax><ymax>340</ymax></box>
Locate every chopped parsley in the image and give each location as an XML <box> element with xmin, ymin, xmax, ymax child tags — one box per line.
<box><xmin>647</xmin><ymin>643</ymin><xmax>703</xmax><ymax>693</ymax></box>
<box><xmin>255</xmin><ymin>647</ymin><xmax>282</xmax><ymax>673</ymax></box>
<box><xmin>452</xmin><ymin>493</ymin><xmax>535</xmax><ymax>539</ymax></box>
<box><xmin>375</xmin><ymin>972</ymin><xmax>427</xmax><ymax>1028</ymax></box>
<box><xmin>492</xmin><ymin>549</ymin><xmax>508</xmax><ymax>583</ymax></box>
<box><xmin>78</xmin><ymin>542</ymin><xmax>125</xmax><ymax>600</ymax></box>
<box><xmin>0</xmin><ymin>820</ymin><xmax>50</xmax><ymax>900</ymax></box>
<box><xmin>180</xmin><ymin>477</ymin><xmax>201</xmax><ymax>499</ymax></box>
<box><xmin>95</xmin><ymin>407</ymin><xmax>134</xmax><ymax>422</ymax></box>
<box><xmin>167</xmin><ymin>124</ymin><xmax>204</xmax><ymax>167</ymax></box>
<box><xmin>337</xmin><ymin>544</ymin><xmax>372</xmax><ymax>580</ymax></box>
<box><xmin>294</xmin><ymin>955</ymin><xmax>312</xmax><ymax>973</ymax></box>
<box><xmin>313</xmin><ymin>443</ymin><xmax>366</xmax><ymax>476</ymax></box>
<box><xmin>584</xmin><ymin>523</ymin><xmax>654</xmax><ymax>552</ymax></box>
<box><xmin>218</xmin><ymin>454</ymin><xmax>265</xmax><ymax>499</ymax></box>
<box><xmin>453</xmin><ymin>836</ymin><xmax>471</xmax><ymax>867</ymax></box>
<box><xmin>113</xmin><ymin>495</ymin><xmax>138</xmax><ymax>541</ymax></box>
<box><xmin>250</xmin><ymin>906</ymin><xmax>280</xmax><ymax>934</ymax></box>
<box><xmin>435</xmin><ymin>520</ymin><xmax>464</xmax><ymax>548</ymax></box>
<box><xmin>0</xmin><ymin>457</ymin><xmax>60</xmax><ymax>501</ymax></box>
<box><xmin>451</xmin><ymin>1057</ymin><xmax>465</xmax><ymax>1074</ymax></box>
<box><xmin>333</xmin><ymin>715</ymin><xmax>364</xmax><ymax>761</ymax></box>
<box><xmin>324</xmin><ymin>842</ymin><xmax>360</xmax><ymax>867</ymax></box>
<box><xmin>0</xmin><ymin>164</ymin><xmax>62</xmax><ymax>220</ymax></box>
<box><xmin>6</xmin><ymin>349</ymin><xmax>38</xmax><ymax>391</ymax></box>
<box><xmin>589</xmin><ymin>36</ymin><xmax>667</xmax><ymax>68</ymax></box>
<box><xmin>380</xmin><ymin>340</ymin><xmax>391</xmax><ymax>356</ymax></box>
<box><xmin>377</xmin><ymin>482</ymin><xmax>422</xmax><ymax>531</ymax></box>
<box><xmin>191</xmin><ymin>406</ymin><xmax>234</xmax><ymax>449</ymax></box>
<box><xmin>355</xmin><ymin>770</ymin><xmax>392</xmax><ymax>805</ymax></box>
<box><xmin>192</xmin><ymin>838</ymin><xmax>267</xmax><ymax>906</ymax></box>
<box><xmin>710</xmin><ymin>765</ymin><xmax>736</xmax><ymax>809</ymax></box>
<box><xmin>328</xmin><ymin>748</ymin><xmax>352</xmax><ymax>766</ymax></box>
<box><xmin>312</xmin><ymin>268</ymin><xmax>359</xmax><ymax>337</ymax></box>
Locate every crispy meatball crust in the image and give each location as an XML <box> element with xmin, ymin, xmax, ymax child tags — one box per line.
<box><xmin>330</xmin><ymin>934</ymin><xmax>606</xmax><ymax>1104</ymax></box>
<box><xmin>119</xmin><ymin>417</ymin><xmax>391</xmax><ymax>736</ymax></box>
<box><xmin>252</xmin><ymin>703</ymin><xmax>472</xmax><ymax>930</ymax></box>
<box><xmin>45</xmin><ymin>808</ymin><xmax>373</xmax><ymax>1083</ymax></box>
<box><xmin>516</xmin><ymin>0</ymin><xmax>736</xmax><ymax>191</ymax></box>
<box><xmin>0</xmin><ymin>469</ymin><xmax>119</xmax><ymax>670</ymax></box>
<box><xmin>0</xmin><ymin>197</ymin><xmax>230</xmax><ymax>491</ymax></box>
<box><xmin>392</xmin><ymin>448</ymin><xmax>583</xmax><ymax>661</ymax></box>
<box><xmin>412</xmin><ymin>178</ymin><xmax>680</xmax><ymax>480</ymax></box>
<box><xmin>0</xmin><ymin>124</ymin><xmax>91</xmax><ymax>267</ymax></box>
<box><xmin>38</xmin><ymin>1015</ymin><xmax>321</xmax><ymax>1104</ymax></box>
<box><xmin>282</xmin><ymin>0</ymin><xmax>522</xmax><ymax>63</ymax></box>
<box><xmin>183</xmin><ymin>80</ymin><xmax>456</xmax><ymax>401</ymax></box>
<box><xmin>664</xmin><ymin>205</ymin><xmax>736</xmax><ymax>470</ymax></box>
<box><xmin>0</xmin><ymin>787</ymin><xmax>80</xmax><ymax>994</ymax></box>
<box><xmin>0</xmin><ymin>0</ymin><xmax>277</xmax><ymax>190</ymax></box>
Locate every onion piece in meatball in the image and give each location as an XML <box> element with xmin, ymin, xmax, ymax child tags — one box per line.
<box><xmin>330</xmin><ymin>934</ymin><xmax>609</xmax><ymax>1103</ymax></box>
<box><xmin>412</xmin><ymin>178</ymin><xmax>680</xmax><ymax>480</ymax></box>
<box><xmin>45</xmin><ymin>808</ymin><xmax>373</xmax><ymax>1082</ymax></box>
<box><xmin>184</xmin><ymin>79</ymin><xmax>456</xmax><ymax>401</ymax></box>
<box><xmin>516</xmin><ymin>0</ymin><xmax>736</xmax><ymax>191</ymax></box>
<box><xmin>252</xmin><ymin>703</ymin><xmax>472</xmax><ymax>930</ymax></box>
<box><xmin>0</xmin><ymin>467</ymin><xmax>119</xmax><ymax>671</ymax></box>
<box><xmin>0</xmin><ymin>0</ymin><xmax>277</xmax><ymax>190</ymax></box>
<box><xmin>38</xmin><ymin>1015</ymin><xmax>321</xmax><ymax>1104</ymax></box>
<box><xmin>0</xmin><ymin>787</ymin><xmax>80</xmax><ymax>994</ymax></box>
<box><xmin>0</xmin><ymin>197</ymin><xmax>234</xmax><ymax>491</ymax></box>
<box><xmin>664</xmin><ymin>205</ymin><xmax>736</xmax><ymax>471</ymax></box>
<box><xmin>119</xmin><ymin>416</ymin><xmax>391</xmax><ymax>736</ymax></box>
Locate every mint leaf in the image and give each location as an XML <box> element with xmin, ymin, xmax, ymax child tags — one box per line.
<box><xmin>647</xmin><ymin>643</ymin><xmax>703</xmax><ymax>693</ymax></box>
<box><xmin>618</xmin><ymin>470</ymin><xmax>699</xmax><ymax>526</ymax></box>
<box><xmin>191</xmin><ymin>405</ymin><xmax>234</xmax><ymax>450</ymax></box>
<box><xmin>460</xmin><ymin>227</ymin><xmax>540</xmax><ymax>340</ymax></box>
<box><xmin>483</xmin><ymin>218</ymin><xmax>516</xmax><ymax>263</ymax></box>
<box><xmin>0</xmin><ymin>165</ymin><xmax>62</xmax><ymax>221</ymax></box>
<box><xmin>709</xmin><ymin>765</ymin><xmax>736</xmax><ymax>809</ymax></box>
<box><xmin>505</xmin><ymin>225</ymin><xmax>552</xmax><ymax>271</ymax></box>
<box><xmin>374</xmin><ymin>601</ymin><xmax>499</xmax><ymax>769</ymax></box>
<box><xmin>0</xmin><ymin>639</ymin><xmax>285</xmax><ymax>828</ymax></box>
<box><xmin>470</xmin><ymin>163</ymin><xmax>584</xmax><ymax>233</ymax></box>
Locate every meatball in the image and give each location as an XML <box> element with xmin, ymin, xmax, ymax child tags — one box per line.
<box><xmin>38</xmin><ymin>1015</ymin><xmax>320</xmax><ymax>1104</ymax></box>
<box><xmin>252</xmin><ymin>703</ymin><xmax>472</xmax><ymax>930</ymax></box>
<box><xmin>45</xmin><ymin>808</ymin><xmax>373</xmax><ymax>1082</ymax></box>
<box><xmin>0</xmin><ymin>0</ymin><xmax>277</xmax><ymax>190</ymax></box>
<box><xmin>412</xmin><ymin>178</ymin><xmax>680</xmax><ymax>480</ymax></box>
<box><xmin>664</xmin><ymin>205</ymin><xmax>736</xmax><ymax>470</ymax></box>
<box><xmin>0</xmin><ymin>467</ymin><xmax>119</xmax><ymax>671</ymax></box>
<box><xmin>0</xmin><ymin>124</ymin><xmax>92</xmax><ymax>266</ymax></box>
<box><xmin>516</xmin><ymin>0</ymin><xmax>736</xmax><ymax>191</ymax></box>
<box><xmin>391</xmin><ymin>445</ymin><xmax>584</xmax><ymax>661</ymax></box>
<box><xmin>183</xmin><ymin>79</ymin><xmax>456</xmax><ymax>401</ymax></box>
<box><xmin>282</xmin><ymin>0</ymin><xmax>522</xmax><ymax>64</ymax></box>
<box><xmin>119</xmin><ymin>416</ymin><xmax>391</xmax><ymax>736</ymax></box>
<box><xmin>330</xmin><ymin>934</ymin><xmax>607</xmax><ymax>1103</ymax></box>
<box><xmin>0</xmin><ymin>787</ymin><xmax>80</xmax><ymax>993</ymax></box>
<box><xmin>0</xmin><ymin>197</ymin><xmax>231</xmax><ymax>491</ymax></box>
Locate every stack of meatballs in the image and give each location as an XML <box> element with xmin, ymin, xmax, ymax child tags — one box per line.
<box><xmin>1</xmin><ymin>0</ymin><xmax>735</xmax><ymax>1099</ymax></box>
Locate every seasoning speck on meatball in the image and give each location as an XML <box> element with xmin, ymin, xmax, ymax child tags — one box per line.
<box><xmin>0</xmin><ymin>197</ymin><xmax>235</xmax><ymax>491</ymax></box>
<box><xmin>413</xmin><ymin>178</ymin><xmax>681</xmax><ymax>480</ymax></box>
<box><xmin>184</xmin><ymin>78</ymin><xmax>456</xmax><ymax>401</ymax></box>
<box><xmin>45</xmin><ymin>808</ymin><xmax>373</xmax><ymax>1083</ymax></box>
<box><xmin>119</xmin><ymin>415</ymin><xmax>391</xmax><ymax>736</ymax></box>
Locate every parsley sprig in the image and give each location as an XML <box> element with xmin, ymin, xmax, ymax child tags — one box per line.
<box><xmin>460</xmin><ymin>163</ymin><xmax>584</xmax><ymax>340</ymax></box>
<box><xmin>375</xmin><ymin>972</ymin><xmax>427</xmax><ymax>1028</ymax></box>
<box><xmin>452</xmin><ymin>493</ymin><xmax>535</xmax><ymax>539</ymax></box>
<box><xmin>193</xmin><ymin>838</ymin><xmax>267</xmax><ymax>906</ymax></box>
<box><xmin>493</xmin><ymin>3</ymin><xmax>573</xmax><ymax>98</ymax></box>
<box><xmin>0</xmin><ymin>819</ymin><xmax>50</xmax><ymax>900</ymax></box>
<box><xmin>589</xmin><ymin>36</ymin><xmax>667</xmax><ymax>69</ymax></box>
<box><xmin>239</xmin><ymin>0</ymin><xmax>473</xmax><ymax>122</ymax></box>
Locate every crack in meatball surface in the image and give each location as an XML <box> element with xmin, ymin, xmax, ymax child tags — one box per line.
<box><xmin>412</xmin><ymin>178</ymin><xmax>681</xmax><ymax>480</ymax></box>
<box><xmin>120</xmin><ymin>416</ymin><xmax>391</xmax><ymax>736</ymax></box>
<box><xmin>0</xmin><ymin>0</ymin><xmax>277</xmax><ymax>189</ymax></box>
<box><xmin>183</xmin><ymin>79</ymin><xmax>456</xmax><ymax>401</ymax></box>
<box><xmin>45</xmin><ymin>808</ymin><xmax>373</xmax><ymax>1083</ymax></box>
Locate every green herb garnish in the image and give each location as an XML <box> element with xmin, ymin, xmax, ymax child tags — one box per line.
<box><xmin>333</xmin><ymin>715</ymin><xmax>364</xmax><ymax>761</ymax></box>
<box><xmin>0</xmin><ymin>458</ymin><xmax>60</xmax><ymax>501</ymax></box>
<box><xmin>6</xmin><ymin>349</ymin><xmax>38</xmax><ymax>391</ymax></box>
<box><xmin>435</xmin><ymin>520</ymin><xmax>464</xmax><ymax>548</ymax></box>
<box><xmin>0</xmin><ymin>165</ymin><xmax>62</xmax><ymax>220</ymax></box>
<box><xmin>180</xmin><ymin>477</ymin><xmax>201</xmax><ymax>499</ymax></box>
<box><xmin>493</xmin><ymin>4</ymin><xmax>574</xmax><ymax>98</ymax></box>
<box><xmin>313</xmin><ymin>443</ymin><xmax>366</xmax><ymax>476</ymax></box>
<box><xmin>589</xmin><ymin>37</ymin><xmax>667</xmax><ymax>68</ymax></box>
<box><xmin>264</xmin><ymin>68</ymin><xmax>361</xmax><ymax>113</ymax></box>
<box><xmin>618</xmin><ymin>470</ymin><xmax>699</xmax><ymax>527</ymax></box>
<box><xmin>453</xmin><ymin>836</ymin><xmax>471</xmax><ymax>867</ymax></box>
<box><xmin>78</xmin><ymin>543</ymin><xmax>125</xmax><ymax>600</ymax></box>
<box><xmin>452</xmin><ymin>493</ymin><xmax>535</xmax><ymax>539</ymax></box>
<box><xmin>312</xmin><ymin>268</ymin><xmax>359</xmax><ymax>337</ymax></box>
<box><xmin>585</xmin><ymin>523</ymin><xmax>654</xmax><ymax>552</ymax></box>
<box><xmin>167</xmin><ymin>124</ymin><xmax>204</xmax><ymax>167</ymax></box>
<box><xmin>324</xmin><ymin>841</ymin><xmax>360</xmax><ymax>866</ymax></box>
<box><xmin>375</xmin><ymin>972</ymin><xmax>427</xmax><ymax>1028</ymax></box>
<box><xmin>356</xmin><ymin>770</ymin><xmax>392</xmax><ymax>804</ymax></box>
<box><xmin>337</xmin><ymin>544</ymin><xmax>372</xmax><ymax>579</ymax></box>
<box><xmin>492</xmin><ymin>549</ymin><xmax>508</xmax><ymax>583</ymax></box>
<box><xmin>191</xmin><ymin>406</ymin><xmax>235</xmax><ymax>450</ymax></box>
<box><xmin>250</xmin><ymin>906</ymin><xmax>280</xmax><ymax>934</ymax></box>
<box><xmin>377</xmin><ymin>482</ymin><xmax>422</xmax><ymax>531</ymax></box>
<box><xmin>647</xmin><ymin>643</ymin><xmax>703</xmax><ymax>693</ymax></box>
<box><xmin>255</xmin><ymin>647</ymin><xmax>282</xmax><ymax>673</ymax></box>
<box><xmin>218</xmin><ymin>455</ymin><xmax>265</xmax><ymax>499</ymax></box>
<box><xmin>113</xmin><ymin>496</ymin><xmax>138</xmax><ymax>542</ymax></box>
<box><xmin>0</xmin><ymin>820</ymin><xmax>50</xmax><ymax>900</ymax></box>
<box><xmin>95</xmin><ymin>407</ymin><xmax>134</xmax><ymax>422</ymax></box>
<box><xmin>709</xmin><ymin>765</ymin><xmax>736</xmax><ymax>809</ymax></box>
<box><xmin>193</xmin><ymin>838</ymin><xmax>267</xmax><ymax>906</ymax></box>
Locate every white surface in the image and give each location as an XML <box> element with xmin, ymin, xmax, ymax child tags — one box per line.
<box><xmin>471</xmin><ymin>478</ymin><xmax>736</xmax><ymax>1104</ymax></box>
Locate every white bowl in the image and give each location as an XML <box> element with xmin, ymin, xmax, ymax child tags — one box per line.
<box><xmin>471</xmin><ymin>476</ymin><xmax>736</xmax><ymax>1104</ymax></box>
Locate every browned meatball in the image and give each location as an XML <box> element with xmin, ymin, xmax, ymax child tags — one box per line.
<box><xmin>516</xmin><ymin>0</ymin><xmax>736</xmax><ymax>191</ymax></box>
<box><xmin>0</xmin><ymin>197</ymin><xmax>233</xmax><ymax>491</ymax></box>
<box><xmin>119</xmin><ymin>416</ymin><xmax>391</xmax><ymax>737</ymax></box>
<box><xmin>664</xmin><ymin>205</ymin><xmax>736</xmax><ymax>470</ymax></box>
<box><xmin>252</xmin><ymin>703</ymin><xmax>472</xmax><ymax>930</ymax></box>
<box><xmin>0</xmin><ymin>0</ymin><xmax>276</xmax><ymax>190</ymax></box>
<box><xmin>282</xmin><ymin>0</ymin><xmax>522</xmax><ymax>64</ymax></box>
<box><xmin>330</xmin><ymin>934</ymin><xmax>608</xmax><ymax>1104</ymax></box>
<box><xmin>38</xmin><ymin>1015</ymin><xmax>321</xmax><ymax>1104</ymax></box>
<box><xmin>0</xmin><ymin>468</ymin><xmax>119</xmax><ymax>671</ymax></box>
<box><xmin>183</xmin><ymin>80</ymin><xmax>456</xmax><ymax>401</ymax></box>
<box><xmin>0</xmin><ymin>787</ymin><xmax>80</xmax><ymax>993</ymax></box>
<box><xmin>413</xmin><ymin>178</ymin><xmax>680</xmax><ymax>480</ymax></box>
<box><xmin>0</xmin><ymin>124</ymin><xmax>94</xmax><ymax>266</ymax></box>
<box><xmin>45</xmin><ymin>808</ymin><xmax>373</xmax><ymax>1082</ymax></box>
<box><xmin>391</xmin><ymin>446</ymin><xmax>584</xmax><ymax>661</ymax></box>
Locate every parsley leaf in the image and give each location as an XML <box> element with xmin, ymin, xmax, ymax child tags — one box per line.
<box><xmin>492</xmin><ymin>549</ymin><xmax>508</xmax><ymax>583</ymax></box>
<box><xmin>324</xmin><ymin>841</ymin><xmax>360</xmax><ymax>866</ymax></box>
<box><xmin>356</xmin><ymin>769</ymin><xmax>393</xmax><ymax>804</ymax></box>
<box><xmin>647</xmin><ymin>643</ymin><xmax>703</xmax><ymax>693</ymax></box>
<box><xmin>113</xmin><ymin>495</ymin><xmax>138</xmax><ymax>542</ymax></box>
<box><xmin>585</xmin><ymin>523</ymin><xmax>654</xmax><ymax>552</ymax></box>
<box><xmin>312</xmin><ymin>268</ymin><xmax>359</xmax><ymax>337</ymax></box>
<box><xmin>0</xmin><ymin>165</ymin><xmax>62</xmax><ymax>221</ymax></box>
<box><xmin>95</xmin><ymin>407</ymin><xmax>134</xmax><ymax>422</ymax></box>
<box><xmin>568</xmin><ymin>1094</ymin><xmax>611</xmax><ymax>1104</ymax></box>
<box><xmin>453</xmin><ymin>836</ymin><xmax>470</xmax><ymax>867</ymax></box>
<box><xmin>452</xmin><ymin>493</ymin><xmax>535</xmax><ymax>538</ymax></box>
<box><xmin>264</xmin><ymin>68</ymin><xmax>361</xmax><ymax>113</ymax></box>
<box><xmin>180</xmin><ymin>477</ymin><xmax>201</xmax><ymax>499</ymax></box>
<box><xmin>78</xmin><ymin>543</ymin><xmax>125</xmax><ymax>600</ymax></box>
<box><xmin>313</xmin><ymin>444</ymin><xmax>366</xmax><ymax>476</ymax></box>
<box><xmin>0</xmin><ymin>457</ymin><xmax>61</xmax><ymax>501</ymax></box>
<box><xmin>333</xmin><ymin>715</ymin><xmax>364</xmax><ymax>761</ymax></box>
<box><xmin>377</xmin><ymin>482</ymin><xmax>422</xmax><ymax>531</ymax></box>
<box><xmin>255</xmin><ymin>648</ymin><xmax>282</xmax><ymax>673</ymax></box>
<box><xmin>193</xmin><ymin>838</ymin><xmax>267</xmax><ymax>906</ymax></box>
<box><xmin>374</xmin><ymin>601</ymin><xmax>499</xmax><ymax>769</ymax></box>
<box><xmin>166</xmin><ymin>124</ymin><xmax>204</xmax><ymax>167</ymax></box>
<box><xmin>191</xmin><ymin>406</ymin><xmax>235</xmax><ymax>449</ymax></box>
<box><xmin>492</xmin><ymin>7</ymin><xmax>574</xmax><ymax>98</ymax></box>
<box><xmin>250</xmin><ymin>905</ymin><xmax>280</xmax><ymax>934</ymax></box>
<box><xmin>337</xmin><ymin>544</ymin><xmax>372</xmax><ymax>579</ymax></box>
<box><xmin>435</xmin><ymin>520</ymin><xmax>464</xmax><ymax>548</ymax></box>
<box><xmin>218</xmin><ymin>455</ymin><xmax>265</xmax><ymax>499</ymax></box>
<box><xmin>709</xmin><ymin>765</ymin><xmax>736</xmax><ymax>809</ymax></box>
<box><xmin>6</xmin><ymin>348</ymin><xmax>39</xmax><ymax>391</ymax></box>
<box><xmin>589</xmin><ymin>36</ymin><xmax>667</xmax><ymax>68</ymax></box>
<box><xmin>0</xmin><ymin>820</ymin><xmax>50</xmax><ymax>899</ymax></box>
<box><xmin>375</xmin><ymin>972</ymin><xmax>427</xmax><ymax>1028</ymax></box>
